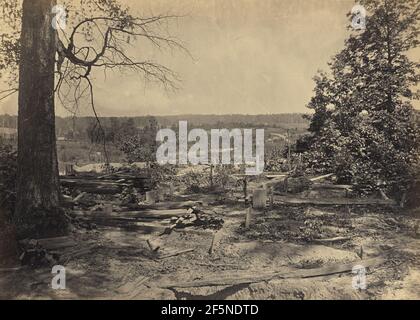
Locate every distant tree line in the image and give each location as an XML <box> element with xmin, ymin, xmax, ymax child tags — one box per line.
<box><xmin>0</xmin><ymin>113</ymin><xmax>309</xmax><ymax>140</ymax></box>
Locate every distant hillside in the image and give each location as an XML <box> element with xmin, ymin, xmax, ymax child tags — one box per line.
<box><xmin>152</xmin><ymin>114</ymin><xmax>309</xmax><ymax>128</ymax></box>
<box><xmin>0</xmin><ymin>113</ymin><xmax>309</xmax><ymax>138</ymax></box>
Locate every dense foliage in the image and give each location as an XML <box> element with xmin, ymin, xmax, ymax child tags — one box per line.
<box><xmin>299</xmin><ymin>0</ymin><xmax>420</xmax><ymax>196</ymax></box>
<box><xmin>0</xmin><ymin>143</ymin><xmax>17</xmax><ymax>212</ymax></box>
<box><xmin>117</xmin><ymin>117</ymin><xmax>159</xmax><ymax>164</ymax></box>
<box><xmin>180</xmin><ymin>165</ymin><xmax>238</xmax><ymax>193</ymax></box>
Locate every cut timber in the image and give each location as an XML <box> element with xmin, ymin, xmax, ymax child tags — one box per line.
<box><xmin>61</xmin><ymin>195</ymin><xmax>74</xmax><ymax>208</ymax></box>
<box><xmin>157</xmin><ymin>248</ymin><xmax>195</xmax><ymax>259</ymax></box>
<box><xmin>81</xmin><ymin>208</ymin><xmax>187</xmax><ymax>221</ymax></box>
<box><xmin>0</xmin><ymin>266</ymin><xmax>24</xmax><ymax>273</ymax></box>
<box><xmin>312</xmin><ymin>237</ymin><xmax>351</xmax><ymax>244</ymax></box>
<box><xmin>160</xmin><ymin>224</ymin><xmax>177</xmax><ymax>236</ymax></box>
<box><xmin>160</xmin><ymin>257</ymin><xmax>386</xmax><ymax>288</ymax></box>
<box><xmin>173</xmin><ymin>228</ymin><xmax>213</xmax><ymax>236</ymax></box>
<box><xmin>73</xmin><ymin>192</ymin><xmax>87</xmax><ymax>203</ymax></box>
<box><xmin>309</xmin><ymin>173</ymin><xmax>334</xmax><ymax>182</ymax></box>
<box><xmin>252</xmin><ymin>189</ymin><xmax>267</xmax><ymax>209</ymax></box>
<box><xmin>311</xmin><ymin>184</ymin><xmax>352</xmax><ymax>190</ymax></box>
<box><xmin>98</xmin><ymin>208</ymin><xmax>187</xmax><ymax>220</ymax></box>
<box><xmin>72</xmin><ymin>192</ymin><xmax>96</xmax><ymax>207</ymax></box>
<box><xmin>31</xmin><ymin>236</ymin><xmax>77</xmax><ymax>250</ymax></box>
<box><xmin>137</xmin><ymin>201</ymin><xmax>200</xmax><ymax>210</ymax></box>
<box><xmin>61</xmin><ymin>181</ymin><xmax>120</xmax><ymax>194</ymax></box>
<box><xmin>62</xmin><ymin>172</ymin><xmax>151</xmax><ymax>190</ymax></box>
<box><xmin>81</xmin><ymin>217</ymin><xmax>168</xmax><ymax>233</ymax></box>
<box><xmin>265</xmin><ymin>174</ymin><xmax>287</xmax><ymax>179</ymax></box>
<box><xmin>146</xmin><ymin>239</ymin><xmax>161</xmax><ymax>252</ymax></box>
<box><xmin>274</xmin><ymin>195</ymin><xmax>396</xmax><ymax>206</ymax></box>
<box><xmin>379</xmin><ymin>189</ymin><xmax>390</xmax><ymax>201</ymax></box>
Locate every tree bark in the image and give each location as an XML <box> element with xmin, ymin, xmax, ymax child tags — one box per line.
<box><xmin>14</xmin><ymin>0</ymin><xmax>67</xmax><ymax>239</ymax></box>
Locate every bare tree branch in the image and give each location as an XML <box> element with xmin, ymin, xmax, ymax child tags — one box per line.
<box><xmin>0</xmin><ymin>88</ymin><xmax>18</xmax><ymax>101</ymax></box>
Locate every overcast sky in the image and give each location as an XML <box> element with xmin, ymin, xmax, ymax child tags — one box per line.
<box><xmin>0</xmin><ymin>0</ymin><xmax>418</xmax><ymax>116</ymax></box>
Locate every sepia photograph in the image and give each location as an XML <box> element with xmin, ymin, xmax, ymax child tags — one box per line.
<box><xmin>0</xmin><ymin>0</ymin><xmax>419</xmax><ymax>304</ymax></box>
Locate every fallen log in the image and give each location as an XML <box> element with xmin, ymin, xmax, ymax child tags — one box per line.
<box><xmin>62</xmin><ymin>172</ymin><xmax>151</xmax><ymax>189</ymax></box>
<box><xmin>89</xmin><ymin>208</ymin><xmax>187</xmax><ymax>220</ymax></box>
<box><xmin>312</xmin><ymin>236</ymin><xmax>351</xmax><ymax>244</ymax></box>
<box><xmin>97</xmin><ymin>172</ymin><xmax>149</xmax><ymax>180</ymax></box>
<box><xmin>309</xmin><ymin>173</ymin><xmax>334</xmax><ymax>182</ymax></box>
<box><xmin>78</xmin><ymin>217</ymin><xmax>168</xmax><ymax>233</ymax></box>
<box><xmin>273</xmin><ymin>195</ymin><xmax>396</xmax><ymax>206</ymax></box>
<box><xmin>19</xmin><ymin>236</ymin><xmax>77</xmax><ymax>251</ymax></box>
<box><xmin>146</xmin><ymin>238</ymin><xmax>161</xmax><ymax>252</ymax></box>
<box><xmin>67</xmin><ymin>186</ymin><xmax>120</xmax><ymax>195</ymax></box>
<box><xmin>311</xmin><ymin>184</ymin><xmax>352</xmax><ymax>190</ymax></box>
<box><xmin>61</xmin><ymin>178</ymin><xmax>131</xmax><ymax>187</ymax></box>
<box><xmin>157</xmin><ymin>248</ymin><xmax>195</xmax><ymax>259</ymax></box>
<box><xmin>136</xmin><ymin>201</ymin><xmax>200</xmax><ymax>210</ymax></box>
<box><xmin>379</xmin><ymin>189</ymin><xmax>391</xmax><ymax>201</ymax></box>
<box><xmin>265</xmin><ymin>174</ymin><xmax>288</xmax><ymax>179</ymax></box>
<box><xmin>60</xmin><ymin>178</ymin><xmax>129</xmax><ymax>194</ymax></box>
<box><xmin>60</xmin><ymin>195</ymin><xmax>74</xmax><ymax>208</ymax></box>
<box><xmin>0</xmin><ymin>266</ymin><xmax>24</xmax><ymax>273</ymax></box>
<box><xmin>160</xmin><ymin>257</ymin><xmax>386</xmax><ymax>288</ymax></box>
<box><xmin>160</xmin><ymin>224</ymin><xmax>177</xmax><ymax>236</ymax></box>
<box><xmin>195</xmin><ymin>262</ymin><xmax>241</xmax><ymax>268</ymax></box>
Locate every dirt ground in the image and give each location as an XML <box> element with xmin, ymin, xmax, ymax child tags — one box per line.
<box><xmin>1</xmin><ymin>195</ymin><xmax>419</xmax><ymax>300</ymax></box>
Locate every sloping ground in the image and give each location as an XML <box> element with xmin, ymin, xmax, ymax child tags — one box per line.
<box><xmin>1</xmin><ymin>197</ymin><xmax>419</xmax><ymax>300</ymax></box>
<box><xmin>381</xmin><ymin>269</ymin><xmax>420</xmax><ymax>300</ymax></box>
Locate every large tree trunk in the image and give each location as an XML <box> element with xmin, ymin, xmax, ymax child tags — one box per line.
<box><xmin>14</xmin><ymin>0</ymin><xmax>67</xmax><ymax>239</ymax></box>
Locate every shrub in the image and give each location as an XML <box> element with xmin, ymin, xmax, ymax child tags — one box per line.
<box><xmin>0</xmin><ymin>143</ymin><xmax>17</xmax><ymax>213</ymax></box>
<box><xmin>147</xmin><ymin>163</ymin><xmax>177</xmax><ymax>189</ymax></box>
